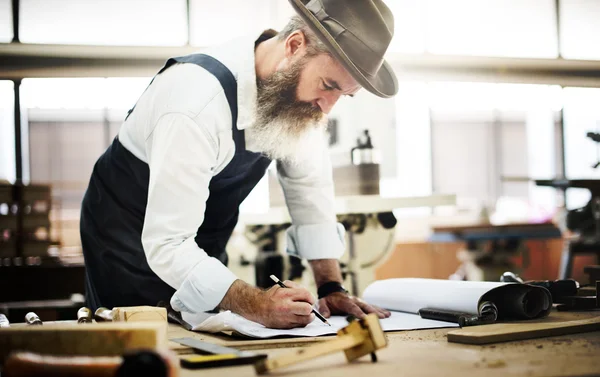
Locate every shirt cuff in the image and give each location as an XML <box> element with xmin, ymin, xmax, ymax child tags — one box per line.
<box><xmin>286</xmin><ymin>222</ymin><xmax>346</xmax><ymax>260</ymax></box>
<box><xmin>170</xmin><ymin>257</ymin><xmax>238</xmax><ymax>313</ymax></box>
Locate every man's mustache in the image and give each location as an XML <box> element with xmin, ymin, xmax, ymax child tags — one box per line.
<box><xmin>291</xmin><ymin>100</ymin><xmax>323</xmax><ymax>122</ymax></box>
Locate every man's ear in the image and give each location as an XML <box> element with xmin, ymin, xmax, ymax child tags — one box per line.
<box><xmin>284</xmin><ymin>30</ymin><xmax>307</xmax><ymax>59</ymax></box>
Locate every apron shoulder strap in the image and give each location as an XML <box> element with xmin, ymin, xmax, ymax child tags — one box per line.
<box><xmin>126</xmin><ymin>54</ymin><xmax>244</xmax><ymax>149</ymax></box>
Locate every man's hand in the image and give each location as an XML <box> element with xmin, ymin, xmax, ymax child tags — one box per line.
<box><xmin>218</xmin><ymin>279</ymin><xmax>315</xmax><ymax>329</ymax></box>
<box><xmin>256</xmin><ymin>280</ymin><xmax>316</xmax><ymax>328</ymax></box>
<box><xmin>318</xmin><ymin>291</ymin><xmax>390</xmax><ymax>319</ymax></box>
<box><xmin>309</xmin><ymin>259</ymin><xmax>390</xmax><ymax>319</ymax></box>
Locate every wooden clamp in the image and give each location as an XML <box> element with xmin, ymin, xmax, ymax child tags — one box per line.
<box><xmin>255</xmin><ymin>313</ymin><xmax>387</xmax><ymax>374</ymax></box>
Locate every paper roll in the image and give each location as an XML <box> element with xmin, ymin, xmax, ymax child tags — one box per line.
<box><xmin>363</xmin><ymin>278</ymin><xmax>552</xmax><ymax>320</ymax></box>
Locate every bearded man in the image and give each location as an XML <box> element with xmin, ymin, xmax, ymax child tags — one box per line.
<box><xmin>80</xmin><ymin>0</ymin><xmax>398</xmax><ymax>329</ymax></box>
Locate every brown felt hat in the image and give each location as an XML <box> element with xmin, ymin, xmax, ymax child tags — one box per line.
<box><xmin>288</xmin><ymin>0</ymin><xmax>398</xmax><ymax>98</ymax></box>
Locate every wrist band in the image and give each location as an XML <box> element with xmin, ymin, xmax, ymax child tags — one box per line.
<box><xmin>317</xmin><ymin>282</ymin><xmax>348</xmax><ymax>299</ymax></box>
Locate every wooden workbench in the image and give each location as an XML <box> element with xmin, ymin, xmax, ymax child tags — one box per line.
<box><xmin>170</xmin><ymin>310</ymin><xmax>600</xmax><ymax>377</ymax></box>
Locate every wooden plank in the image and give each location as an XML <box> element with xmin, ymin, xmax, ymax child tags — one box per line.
<box><xmin>447</xmin><ymin>316</ymin><xmax>600</xmax><ymax>345</ymax></box>
<box><xmin>432</xmin><ymin>222</ymin><xmax>557</xmax><ymax>233</ymax></box>
<box><xmin>180</xmin><ymin>325</ymin><xmax>600</xmax><ymax>377</ymax></box>
<box><xmin>0</xmin><ymin>322</ymin><xmax>167</xmax><ymax>364</ymax></box>
<box><xmin>113</xmin><ymin>306</ymin><xmax>167</xmax><ymax>323</ymax></box>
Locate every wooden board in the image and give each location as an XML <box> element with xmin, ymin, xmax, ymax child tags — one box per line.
<box><xmin>113</xmin><ymin>306</ymin><xmax>167</xmax><ymax>323</ymax></box>
<box><xmin>0</xmin><ymin>322</ymin><xmax>167</xmax><ymax>364</ymax></box>
<box><xmin>447</xmin><ymin>316</ymin><xmax>600</xmax><ymax>345</ymax></box>
<box><xmin>179</xmin><ymin>316</ymin><xmax>600</xmax><ymax>377</ymax></box>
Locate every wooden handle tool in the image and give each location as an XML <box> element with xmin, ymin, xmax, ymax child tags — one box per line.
<box><xmin>255</xmin><ymin>313</ymin><xmax>387</xmax><ymax>374</ymax></box>
<box><xmin>3</xmin><ymin>350</ymin><xmax>179</xmax><ymax>377</ymax></box>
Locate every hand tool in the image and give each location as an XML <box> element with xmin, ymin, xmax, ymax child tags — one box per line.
<box><xmin>77</xmin><ymin>307</ymin><xmax>92</xmax><ymax>324</ymax></box>
<box><xmin>254</xmin><ymin>313</ymin><xmax>387</xmax><ymax>374</ymax></box>
<box><xmin>501</xmin><ymin>271</ymin><xmax>579</xmax><ymax>302</ymax></box>
<box><xmin>24</xmin><ymin>312</ymin><xmax>42</xmax><ymax>326</ymax></box>
<box><xmin>502</xmin><ymin>271</ymin><xmax>598</xmax><ymax>311</ymax></box>
<box><xmin>2</xmin><ymin>349</ymin><xmax>178</xmax><ymax>377</ymax></box>
<box><xmin>555</xmin><ymin>281</ymin><xmax>600</xmax><ymax>311</ymax></box>
<box><xmin>156</xmin><ymin>301</ymin><xmax>193</xmax><ymax>331</ymax></box>
<box><xmin>172</xmin><ymin>337</ymin><xmax>266</xmax><ymax>369</ymax></box>
<box><xmin>500</xmin><ymin>271</ymin><xmax>525</xmax><ymax>283</ymax></box>
<box><xmin>94</xmin><ymin>307</ymin><xmax>115</xmax><ymax>322</ymax></box>
<box><xmin>0</xmin><ymin>313</ymin><xmax>9</xmax><ymax>328</ymax></box>
<box><xmin>270</xmin><ymin>275</ymin><xmax>330</xmax><ymax>326</ymax></box>
<box><xmin>419</xmin><ymin>301</ymin><xmax>497</xmax><ymax>327</ymax></box>
<box><xmin>419</xmin><ymin>308</ymin><xmax>480</xmax><ymax>327</ymax></box>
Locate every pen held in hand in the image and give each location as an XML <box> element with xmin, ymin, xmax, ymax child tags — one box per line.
<box><xmin>269</xmin><ymin>275</ymin><xmax>331</xmax><ymax>326</ymax></box>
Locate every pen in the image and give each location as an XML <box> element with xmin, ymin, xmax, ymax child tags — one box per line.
<box><xmin>270</xmin><ymin>275</ymin><xmax>331</xmax><ymax>326</ymax></box>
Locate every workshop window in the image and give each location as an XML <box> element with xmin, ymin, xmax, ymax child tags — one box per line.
<box><xmin>19</xmin><ymin>0</ymin><xmax>188</xmax><ymax>46</ymax></box>
<box><xmin>0</xmin><ymin>0</ymin><xmax>12</xmax><ymax>43</ymax></box>
<box><xmin>0</xmin><ymin>81</ymin><xmax>15</xmax><ymax>183</ymax></box>
<box><xmin>20</xmin><ymin>77</ymin><xmax>151</xmax><ymax>259</ymax></box>
<box><xmin>425</xmin><ymin>0</ymin><xmax>558</xmax><ymax>58</ymax></box>
<box><xmin>560</xmin><ymin>0</ymin><xmax>600</xmax><ymax>60</ymax></box>
<box><xmin>563</xmin><ymin>87</ymin><xmax>600</xmax><ymax>209</ymax></box>
<box><xmin>394</xmin><ymin>81</ymin><xmax>432</xmax><ymax>199</ymax></box>
<box><xmin>424</xmin><ymin>83</ymin><xmax>562</xmax><ymax>222</ymax></box>
<box><xmin>189</xmin><ymin>0</ymin><xmax>286</xmax><ymax>46</ymax></box>
<box><xmin>385</xmin><ymin>0</ymin><xmax>426</xmax><ymax>54</ymax></box>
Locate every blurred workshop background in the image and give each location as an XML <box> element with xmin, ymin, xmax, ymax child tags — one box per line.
<box><xmin>1</xmin><ymin>0</ymin><xmax>600</xmax><ymax>320</ymax></box>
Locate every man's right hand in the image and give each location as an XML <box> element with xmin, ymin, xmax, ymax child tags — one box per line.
<box><xmin>218</xmin><ymin>279</ymin><xmax>315</xmax><ymax>329</ymax></box>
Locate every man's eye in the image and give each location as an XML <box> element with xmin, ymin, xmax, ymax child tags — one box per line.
<box><xmin>323</xmin><ymin>82</ymin><xmax>333</xmax><ymax>91</ymax></box>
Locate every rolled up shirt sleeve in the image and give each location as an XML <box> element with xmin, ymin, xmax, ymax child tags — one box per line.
<box><xmin>277</xmin><ymin>144</ymin><xmax>346</xmax><ymax>260</ymax></box>
<box><xmin>142</xmin><ymin>112</ymin><xmax>237</xmax><ymax>314</ymax></box>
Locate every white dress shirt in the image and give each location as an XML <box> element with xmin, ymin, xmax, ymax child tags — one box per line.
<box><xmin>118</xmin><ymin>30</ymin><xmax>345</xmax><ymax>314</ymax></box>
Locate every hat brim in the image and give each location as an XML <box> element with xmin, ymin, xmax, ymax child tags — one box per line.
<box><xmin>288</xmin><ymin>0</ymin><xmax>398</xmax><ymax>98</ymax></box>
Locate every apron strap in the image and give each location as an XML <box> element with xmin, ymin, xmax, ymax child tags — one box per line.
<box><xmin>125</xmin><ymin>54</ymin><xmax>245</xmax><ymax>149</ymax></box>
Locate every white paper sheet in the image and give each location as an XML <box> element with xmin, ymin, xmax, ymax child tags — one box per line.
<box><xmin>181</xmin><ymin>310</ymin><xmax>458</xmax><ymax>338</ymax></box>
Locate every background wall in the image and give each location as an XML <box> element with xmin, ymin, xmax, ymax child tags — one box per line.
<box><xmin>376</xmin><ymin>239</ymin><xmax>596</xmax><ymax>284</ymax></box>
<box><xmin>1</xmin><ymin>0</ymin><xmax>600</xmax><ymax>284</ymax></box>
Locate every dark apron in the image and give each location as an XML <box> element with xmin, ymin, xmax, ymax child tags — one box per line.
<box><xmin>80</xmin><ymin>54</ymin><xmax>271</xmax><ymax>311</ymax></box>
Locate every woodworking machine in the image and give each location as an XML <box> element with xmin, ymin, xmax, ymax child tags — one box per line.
<box><xmin>235</xmin><ymin>194</ymin><xmax>456</xmax><ymax>296</ymax></box>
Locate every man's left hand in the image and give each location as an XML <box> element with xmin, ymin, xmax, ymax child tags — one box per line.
<box><xmin>318</xmin><ymin>292</ymin><xmax>391</xmax><ymax>319</ymax></box>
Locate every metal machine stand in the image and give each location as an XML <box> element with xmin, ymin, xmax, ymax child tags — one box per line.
<box><xmin>536</xmin><ymin>179</ymin><xmax>600</xmax><ymax>279</ymax></box>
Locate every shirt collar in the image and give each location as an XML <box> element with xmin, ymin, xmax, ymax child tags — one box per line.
<box><xmin>203</xmin><ymin>29</ymin><xmax>277</xmax><ymax>131</ymax></box>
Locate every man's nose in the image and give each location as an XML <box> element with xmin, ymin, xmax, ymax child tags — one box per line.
<box><xmin>316</xmin><ymin>92</ymin><xmax>341</xmax><ymax>114</ymax></box>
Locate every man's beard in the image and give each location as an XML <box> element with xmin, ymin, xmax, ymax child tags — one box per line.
<box><xmin>248</xmin><ymin>58</ymin><xmax>329</xmax><ymax>165</ymax></box>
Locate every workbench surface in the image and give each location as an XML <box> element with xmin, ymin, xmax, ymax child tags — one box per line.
<box><xmin>170</xmin><ymin>310</ymin><xmax>600</xmax><ymax>377</ymax></box>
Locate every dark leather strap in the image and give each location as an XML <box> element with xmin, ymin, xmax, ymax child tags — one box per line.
<box><xmin>318</xmin><ymin>281</ymin><xmax>348</xmax><ymax>299</ymax></box>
